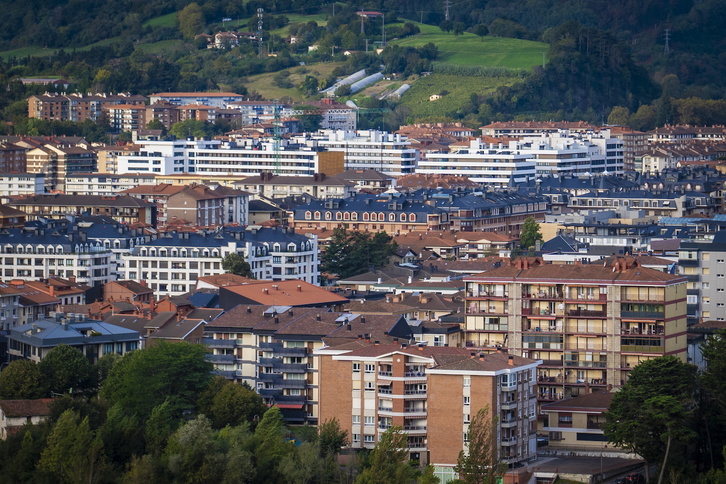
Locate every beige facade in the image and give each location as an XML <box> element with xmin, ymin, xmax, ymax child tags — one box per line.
<box><xmin>463</xmin><ymin>258</ymin><xmax>688</xmax><ymax>413</ymax></box>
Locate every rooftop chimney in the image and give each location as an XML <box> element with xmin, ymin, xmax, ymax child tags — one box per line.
<box><xmin>508</xmin><ymin>355</ymin><xmax>514</xmax><ymax>366</ymax></box>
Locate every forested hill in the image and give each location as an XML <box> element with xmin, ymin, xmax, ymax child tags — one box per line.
<box><xmin>3</xmin><ymin>0</ymin><xmax>724</xmax><ymax>95</ymax></box>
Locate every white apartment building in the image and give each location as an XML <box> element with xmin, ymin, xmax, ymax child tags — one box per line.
<box><xmin>148</xmin><ymin>92</ymin><xmax>245</xmax><ymax>108</ymax></box>
<box><xmin>307</xmin><ymin>130</ymin><xmax>417</xmax><ymax>176</ymax></box>
<box><xmin>418</xmin><ymin>138</ymin><xmax>536</xmax><ymax>186</ymax></box>
<box><xmin>117</xmin><ymin>138</ymin><xmax>319</xmax><ymax>177</ymax></box>
<box><xmin>121</xmin><ymin>227</ymin><xmax>319</xmax><ymax>296</ymax></box>
<box><xmin>417</xmin><ymin>131</ymin><xmax>623</xmax><ymax>182</ymax></box>
<box><xmin>0</xmin><ymin>226</ymin><xmax>114</xmax><ymax>286</ymax></box>
<box><xmin>0</xmin><ymin>173</ymin><xmax>45</xmax><ymax>199</ymax></box>
<box><xmin>64</xmin><ymin>173</ymin><xmax>159</xmax><ymax>196</ymax></box>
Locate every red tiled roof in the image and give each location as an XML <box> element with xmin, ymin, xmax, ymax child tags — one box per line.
<box><xmin>0</xmin><ymin>399</ymin><xmax>53</xmax><ymax>418</ymax></box>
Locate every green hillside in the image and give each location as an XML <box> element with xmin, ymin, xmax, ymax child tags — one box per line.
<box><xmin>390</xmin><ymin>25</ymin><xmax>546</xmax><ymax>69</ymax></box>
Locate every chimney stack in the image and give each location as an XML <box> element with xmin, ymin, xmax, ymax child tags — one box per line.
<box><xmin>508</xmin><ymin>355</ymin><xmax>514</xmax><ymax>366</ymax></box>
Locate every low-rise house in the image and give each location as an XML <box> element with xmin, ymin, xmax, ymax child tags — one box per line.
<box><xmin>540</xmin><ymin>391</ymin><xmax>613</xmax><ymax>453</ymax></box>
<box><xmin>7</xmin><ymin>314</ymin><xmax>140</xmax><ymax>364</ymax></box>
<box><xmin>218</xmin><ymin>280</ymin><xmax>347</xmax><ymax>311</ymax></box>
<box><xmin>104</xmin><ymin>280</ymin><xmax>154</xmax><ymax>305</ymax></box>
<box><xmin>0</xmin><ymin>399</ymin><xmax>53</xmax><ymax>439</ymax></box>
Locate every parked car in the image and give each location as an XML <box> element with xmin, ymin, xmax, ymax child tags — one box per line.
<box><xmin>624</xmin><ymin>473</ymin><xmax>645</xmax><ymax>483</ymax></box>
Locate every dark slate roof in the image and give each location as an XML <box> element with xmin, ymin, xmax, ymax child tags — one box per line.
<box><xmin>9</xmin><ymin>318</ymin><xmax>139</xmax><ymax>347</ymax></box>
<box><xmin>9</xmin><ymin>194</ymin><xmax>154</xmax><ymax>208</ymax></box>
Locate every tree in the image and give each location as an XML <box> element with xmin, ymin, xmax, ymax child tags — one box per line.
<box><xmin>607</xmin><ymin>106</ymin><xmax>631</xmax><ymax>126</ymax></box>
<box><xmin>37</xmin><ymin>409</ymin><xmax>108</xmax><ymax>484</ymax></box>
<box><xmin>453</xmin><ymin>22</ymin><xmax>466</xmax><ymax>36</ymax></box>
<box><xmin>146</xmin><ymin>119</ymin><xmax>166</xmax><ymax>134</ymax></box>
<box><xmin>318</xmin><ymin>418</ymin><xmax>349</xmax><ymax>457</ymax></box>
<box><xmin>169</xmin><ymin>119</ymin><xmax>212</xmax><ymax>139</ymax></box>
<box><xmin>209</xmin><ymin>381</ymin><xmax>267</xmax><ymax>429</ymax></box>
<box><xmin>519</xmin><ymin>217</ymin><xmax>543</xmax><ymax>251</ymax></box>
<box><xmin>471</xmin><ymin>24</ymin><xmax>489</xmax><ymax>40</ymax></box>
<box><xmin>321</xmin><ymin>225</ymin><xmax>398</xmax><ymax>279</ymax></box>
<box><xmin>178</xmin><ymin>3</ymin><xmax>204</xmax><ymax>40</ymax></box>
<box><xmin>455</xmin><ymin>406</ymin><xmax>504</xmax><ymax>484</ymax></box>
<box><xmin>100</xmin><ymin>341</ymin><xmax>213</xmax><ymax>420</ymax></box>
<box><xmin>164</xmin><ymin>415</ymin><xmax>225</xmax><ymax>483</ymax></box>
<box><xmin>699</xmin><ymin>329</ymin><xmax>726</xmax><ymax>470</ymax></box>
<box><xmin>38</xmin><ymin>344</ymin><xmax>94</xmax><ymax>395</ymax></box>
<box><xmin>355</xmin><ymin>427</ymin><xmax>418</xmax><ymax>484</ymax></box>
<box><xmin>439</xmin><ymin>20</ymin><xmax>453</xmax><ymax>34</ymax></box>
<box><xmin>604</xmin><ymin>356</ymin><xmax>697</xmax><ymax>481</ymax></box>
<box><xmin>253</xmin><ymin>406</ymin><xmax>293</xmax><ymax>483</ymax></box>
<box><xmin>221</xmin><ymin>252</ymin><xmax>253</xmax><ymax>278</ymax></box>
<box><xmin>0</xmin><ymin>359</ymin><xmax>48</xmax><ymax>399</ymax></box>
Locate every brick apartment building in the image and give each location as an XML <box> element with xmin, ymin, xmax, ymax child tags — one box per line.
<box><xmin>316</xmin><ymin>343</ymin><xmax>540</xmax><ymax>480</ymax></box>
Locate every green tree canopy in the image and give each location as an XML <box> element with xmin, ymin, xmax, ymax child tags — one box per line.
<box><xmin>318</xmin><ymin>418</ymin><xmax>349</xmax><ymax>457</ymax></box>
<box><xmin>100</xmin><ymin>341</ymin><xmax>213</xmax><ymax>420</ymax></box>
<box><xmin>321</xmin><ymin>225</ymin><xmax>398</xmax><ymax>279</ymax></box>
<box><xmin>38</xmin><ymin>344</ymin><xmax>94</xmax><ymax>395</ymax></box>
<box><xmin>455</xmin><ymin>405</ymin><xmax>504</xmax><ymax>484</ymax></box>
<box><xmin>221</xmin><ymin>252</ymin><xmax>253</xmax><ymax>278</ymax></box>
<box><xmin>355</xmin><ymin>426</ymin><xmax>418</xmax><ymax>484</ymax></box>
<box><xmin>169</xmin><ymin>119</ymin><xmax>213</xmax><ymax>139</ymax></box>
<box><xmin>178</xmin><ymin>3</ymin><xmax>205</xmax><ymax>40</ymax></box>
<box><xmin>208</xmin><ymin>380</ymin><xmax>267</xmax><ymax>429</ymax></box>
<box><xmin>519</xmin><ymin>217</ymin><xmax>543</xmax><ymax>251</ymax></box>
<box><xmin>0</xmin><ymin>359</ymin><xmax>48</xmax><ymax>399</ymax></box>
<box><xmin>604</xmin><ymin>356</ymin><xmax>697</xmax><ymax>479</ymax></box>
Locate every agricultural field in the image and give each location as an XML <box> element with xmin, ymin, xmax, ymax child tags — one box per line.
<box><xmin>243</xmin><ymin>62</ymin><xmax>345</xmax><ymax>101</ymax></box>
<box><xmin>390</xmin><ymin>23</ymin><xmax>547</xmax><ymax>69</ymax></box>
<box><xmin>399</xmin><ymin>73</ymin><xmax>519</xmax><ymax>119</ymax></box>
<box><xmin>143</xmin><ymin>12</ymin><xmax>177</xmax><ymax>28</ymax></box>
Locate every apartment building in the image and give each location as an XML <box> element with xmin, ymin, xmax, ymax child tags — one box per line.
<box><xmin>121</xmin><ymin>226</ymin><xmax>319</xmax><ymax>295</ymax></box>
<box><xmin>418</xmin><ymin>138</ymin><xmax>536</xmax><ymax>186</ymax></box>
<box><xmin>316</xmin><ymin>343</ymin><xmax>540</xmax><ymax>477</ymax></box>
<box><xmin>107</xmin><ymin>104</ymin><xmax>147</xmax><ymax>131</ymax></box>
<box><xmin>0</xmin><ymin>225</ymin><xmax>114</xmax><ymax>286</ymax></box>
<box><xmin>678</xmin><ymin>230</ymin><xmax>726</xmax><ymax>326</ymax></box>
<box><xmin>26</xmin><ymin>144</ymin><xmax>97</xmax><ymax>190</ymax></box>
<box><xmin>0</xmin><ymin>283</ymin><xmax>21</xmax><ymax>330</ymax></box>
<box><xmin>0</xmin><ymin>141</ymin><xmax>26</xmax><ymax>172</ymax></box>
<box><xmin>64</xmin><ymin>173</ymin><xmax>157</xmax><ymax>196</ymax></box>
<box><xmin>0</xmin><ymin>173</ymin><xmax>45</xmax><ymax>199</ymax></box>
<box><xmin>235</xmin><ymin>172</ymin><xmax>355</xmax><ymax>200</ymax></box>
<box><xmin>205</xmin><ymin>307</ymin><xmax>411</xmax><ymax>424</ymax></box>
<box><xmin>148</xmin><ymin>92</ymin><xmax>244</xmax><ymax>108</ymax></box>
<box><xmin>308</xmin><ymin>130</ymin><xmax>417</xmax><ymax>177</ymax></box>
<box><xmin>463</xmin><ymin>257</ymin><xmax>687</xmax><ymax>408</ymax></box>
<box><xmin>7</xmin><ymin>194</ymin><xmax>156</xmax><ymax>226</ymax></box>
<box><xmin>117</xmin><ymin>138</ymin><xmax>319</xmax><ymax>177</ymax></box>
<box><xmin>27</xmin><ymin>93</ymin><xmax>146</xmax><ymax>122</ymax></box>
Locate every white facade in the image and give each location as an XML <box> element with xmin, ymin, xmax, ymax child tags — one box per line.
<box><xmin>121</xmin><ymin>228</ymin><xmax>319</xmax><ymax>296</ymax></box>
<box><xmin>0</xmin><ymin>173</ymin><xmax>46</xmax><ymax>199</ymax></box>
<box><xmin>418</xmin><ymin>138</ymin><xmax>536</xmax><ymax>186</ymax></box>
<box><xmin>64</xmin><ymin>173</ymin><xmax>159</xmax><ymax>196</ymax></box>
<box><xmin>0</xmin><ymin>230</ymin><xmax>114</xmax><ymax>286</ymax></box>
<box><xmin>308</xmin><ymin>130</ymin><xmax>417</xmax><ymax>176</ymax></box>
<box><xmin>148</xmin><ymin>93</ymin><xmax>245</xmax><ymax>108</ymax></box>
<box><xmin>418</xmin><ymin>131</ymin><xmax>623</xmax><ymax>181</ymax></box>
<box><xmin>117</xmin><ymin>139</ymin><xmax>319</xmax><ymax>177</ymax></box>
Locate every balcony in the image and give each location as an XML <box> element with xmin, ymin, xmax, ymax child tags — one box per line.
<box><xmin>203</xmin><ymin>338</ymin><xmax>237</xmax><ymax>348</ymax></box>
<box><xmin>378</xmin><ymin>388</ymin><xmax>393</xmax><ymax>395</ymax></box>
<box><xmin>403</xmin><ymin>407</ymin><xmax>427</xmax><ymax>417</ymax></box>
<box><xmin>501</xmin><ymin>400</ymin><xmax>518</xmax><ymax>410</ymax></box>
<box><xmin>567</xmin><ymin>309</ymin><xmax>606</xmax><ymax>318</ymax></box>
<box><xmin>281</xmin><ymin>379</ymin><xmax>307</xmax><ymax>388</ymax></box>
<box><xmin>378</xmin><ymin>406</ymin><xmax>394</xmax><ymax>413</ymax></box>
<box><xmin>207</xmin><ymin>354</ymin><xmax>236</xmax><ymax>364</ymax></box>
<box><xmin>403</xmin><ymin>425</ymin><xmax>427</xmax><ymax>434</ymax></box>
<box><xmin>621</xmin><ymin>344</ymin><xmax>664</xmax><ymax>354</ymax></box>
<box><xmin>378</xmin><ymin>371</ymin><xmax>393</xmax><ymax>377</ymax></box>
<box><xmin>621</xmin><ymin>310</ymin><xmax>664</xmax><ymax>319</ymax></box>
<box><xmin>500</xmin><ymin>436</ymin><xmax>517</xmax><ymax>446</ymax></box>
<box><xmin>404</xmin><ymin>371</ymin><xmax>426</xmax><ymax>378</ymax></box>
<box><xmin>259</xmin><ymin>342</ymin><xmax>308</xmax><ymax>356</ymax></box>
<box><xmin>500</xmin><ymin>417</ymin><xmax>517</xmax><ymax>428</ymax></box>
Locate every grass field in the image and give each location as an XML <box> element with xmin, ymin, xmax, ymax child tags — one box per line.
<box><xmin>0</xmin><ymin>46</ymin><xmax>55</xmax><ymax>59</ymax></box>
<box><xmin>135</xmin><ymin>39</ymin><xmax>187</xmax><ymax>54</ymax></box>
<box><xmin>143</xmin><ymin>12</ymin><xmax>177</xmax><ymax>28</ymax></box>
<box><xmin>400</xmin><ymin>73</ymin><xmax>519</xmax><ymax>119</ymax></box>
<box><xmin>244</xmin><ymin>62</ymin><xmax>344</xmax><ymax>101</ymax></box>
<box><xmin>390</xmin><ymin>23</ymin><xmax>546</xmax><ymax>69</ymax></box>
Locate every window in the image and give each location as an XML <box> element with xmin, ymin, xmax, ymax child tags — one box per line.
<box><xmin>352</xmin><ymin>415</ymin><xmax>360</xmax><ymax>425</ymax></box>
<box><xmin>464</xmin><ymin>396</ymin><xmax>470</xmax><ymax>406</ymax></box>
<box><xmin>464</xmin><ymin>414</ymin><xmax>470</xmax><ymax>424</ymax></box>
<box><xmin>352</xmin><ymin>434</ymin><xmax>360</xmax><ymax>443</ymax></box>
<box><xmin>463</xmin><ymin>432</ymin><xmax>470</xmax><ymax>442</ymax></box>
<box><xmin>364</xmin><ymin>416</ymin><xmax>375</xmax><ymax>426</ymax></box>
<box><xmin>364</xmin><ymin>364</ymin><xmax>375</xmax><ymax>373</ymax></box>
<box><xmin>463</xmin><ymin>376</ymin><xmax>471</xmax><ymax>388</ymax></box>
<box><xmin>718</xmin><ymin>259</ymin><xmax>725</xmax><ymax>264</ymax></box>
<box><xmin>719</xmin><ymin>275</ymin><xmax>725</xmax><ymax>279</ymax></box>
<box><xmin>364</xmin><ymin>435</ymin><xmax>375</xmax><ymax>443</ymax></box>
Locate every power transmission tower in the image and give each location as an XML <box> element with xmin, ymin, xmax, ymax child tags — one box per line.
<box><xmin>257</xmin><ymin>8</ymin><xmax>264</xmax><ymax>58</ymax></box>
<box><xmin>444</xmin><ymin>0</ymin><xmax>451</xmax><ymax>21</ymax></box>
<box><xmin>664</xmin><ymin>28</ymin><xmax>670</xmax><ymax>54</ymax></box>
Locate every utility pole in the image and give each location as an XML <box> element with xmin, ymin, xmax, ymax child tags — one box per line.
<box><xmin>257</xmin><ymin>8</ymin><xmax>264</xmax><ymax>58</ymax></box>
<box><xmin>664</xmin><ymin>28</ymin><xmax>670</xmax><ymax>54</ymax></box>
<box><xmin>360</xmin><ymin>10</ymin><xmax>365</xmax><ymax>34</ymax></box>
<box><xmin>444</xmin><ymin>0</ymin><xmax>451</xmax><ymax>21</ymax></box>
<box><xmin>381</xmin><ymin>14</ymin><xmax>386</xmax><ymax>46</ymax></box>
